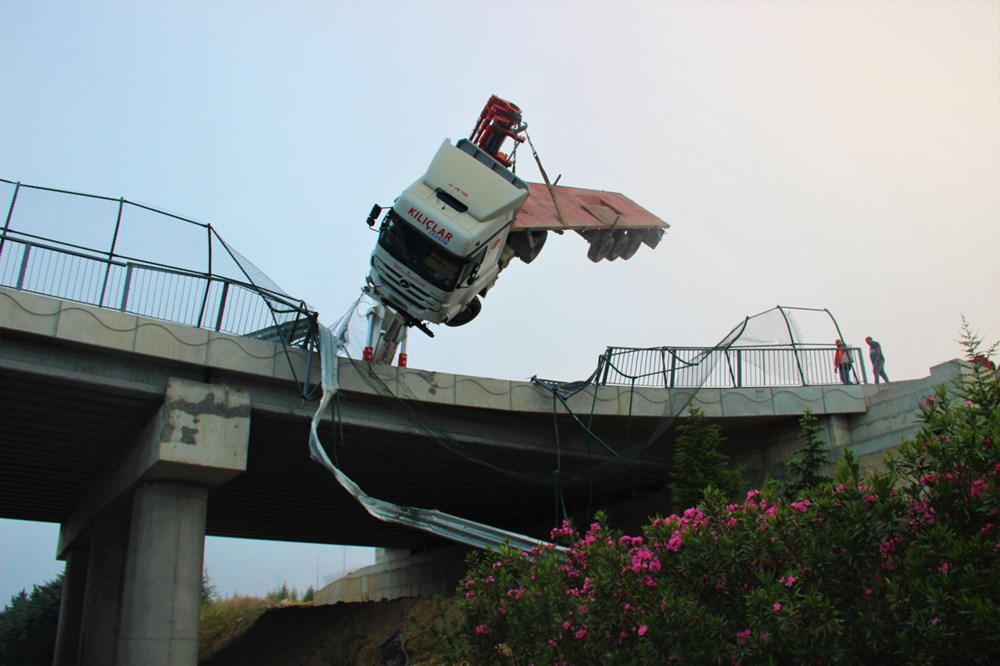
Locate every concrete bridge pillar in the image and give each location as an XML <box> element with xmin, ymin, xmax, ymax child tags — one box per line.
<box><xmin>79</xmin><ymin>515</ymin><xmax>129</xmax><ymax>666</ymax></box>
<box><xmin>116</xmin><ymin>481</ymin><xmax>208</xmax><ymax>665</ymax></box>
<box><xmin>52</xmin><ymin>546</ymin><xmax>88</xmax><ymax>666</ymax></box>
<box><xmin>55</xmin><ymin>377</ymin><xmax>251</xmax><ymax>666</ymax></box>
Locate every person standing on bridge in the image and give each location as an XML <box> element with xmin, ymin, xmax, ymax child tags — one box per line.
<box><xmin>834</xmin><ymin>339</ymin><xmax>853</xmax><ymax>385</ymax></box>
<box><xmin>866</xmin><ymin>336</ymin><xmax>889</xmax><ymax>384</ymax></box>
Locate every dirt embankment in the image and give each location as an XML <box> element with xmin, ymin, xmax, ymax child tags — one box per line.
<box><xmin>199</xmin><ymin>598</ymin><xmax>457</xmax><ymax>666</ymax></box>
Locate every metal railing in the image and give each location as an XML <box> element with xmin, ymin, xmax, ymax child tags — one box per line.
<box><xmin>596</xmin><ymin>344</ymin><xmax>868</xmax><ymax>388</ymax></box>
<box><xmin>0</xmin><ymin>179</ymin><xmax>318</xmax><ymax>348</ymax></box>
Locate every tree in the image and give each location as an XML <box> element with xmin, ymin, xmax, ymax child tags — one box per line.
<box><xmin>0</xmin><ymin>572</ymin><xmax>63</xmax><ymax>666</ymax></box>
<box><xmin>782</xmin><ymin>408</ymin><xmax>832</xmax><ymax>498</ymax></box>
<box><xmin>202</xmin><ymin>568</ymin><xmax>217</xmax><ymax>606</ymax></box>
<box><xmin>265</xmin><ymin>582</ymin><xmax>291</xmax><ymax>603</ymax></box>
<box><xmin>669</xmin><ymin>406</ymin><xmax>744</xmax><ymax>511</ymax></box>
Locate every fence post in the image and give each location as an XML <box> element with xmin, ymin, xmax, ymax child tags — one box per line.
<box><xmin>777</xmin><ymin>306</ymin><xmax>808</xmax><ymax>385</ymax></box>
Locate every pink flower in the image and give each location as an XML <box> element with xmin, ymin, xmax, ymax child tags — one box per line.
<box><xmin>772</xmin><ymin>602</ymin><xmax>782</xmax><ymax>612</ymax></box>
<box><xmin>780</xmin><ymin>575</ymin><xmax>797</xmax><ymax>587</ymax></box>
<box><xmin>790</xmin><ymin>499</ymin><xmax>811</xmax><ymax>513</ymax></box>
<box><xmin>637</xmin><ymin>624</ymin><xmax>649</xmax><ymax>637</ymax></box>
<box><xmin>972</xmin><ymin>479</ymin><xmax>988</xmax><ymax>498</ymax></box>
<box><xmin>736</xmin><ymin>628</ymin><xmax>752</xmax><ymax>645</ymax></box>
<box><xmin>548</xmin><ymin>638</ymin><xmax>559</xmax><ymax>648</ymax></box>
<box><xmin>475</xmin><ymin>623</ymin><xmax>489</xmax><ymax>635</ymax></box>
<box><xmin>575</xmin><ymin>628</ymin><xmax>588</xmax><ymax>640</ymax></box>
<box><xmin>939</xmin><ymin>561</ymin><xmax>952</xmax><ymax>574</ymax></box>
<box><xmin>931</xmin><ymin>617</ymin><xmax>941</xmax><ymax>626</ymax></box>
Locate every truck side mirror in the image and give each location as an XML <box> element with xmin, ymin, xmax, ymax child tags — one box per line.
<box><xmin>366</xmin><ymin>204</ymin><xmax>383</xmax><ymax>227</ymax></box>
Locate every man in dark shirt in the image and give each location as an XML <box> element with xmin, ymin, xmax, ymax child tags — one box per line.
<box><xmin>866</xmin><ymin>336</ymin><xmax>889</xmax><ymax>384</ymax></box>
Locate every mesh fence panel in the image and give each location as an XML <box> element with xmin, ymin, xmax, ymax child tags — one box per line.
<box><xmin>0</xmin><ymin>178</ymin><xmax>317</xmax><ymax>345</ymax></box>
<box><xmin>115</xmin><ymin>202</ymin><xmax>209</xmax><ymax>273</ymax></box>
<box><xmin>2</xmin><ymin>185</ymin><xmax>118</xmax><ymax>257</ymax></box>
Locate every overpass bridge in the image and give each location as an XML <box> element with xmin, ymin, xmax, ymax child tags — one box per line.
<box><xmin>0</xmin><ymin>179</ymin><xmax>958</xmax><ymax>664</ymax></box>
<box><xmin>0</xmin><ymin>285</ymin><xmax>959</xmax><ymax>665</ymax></box>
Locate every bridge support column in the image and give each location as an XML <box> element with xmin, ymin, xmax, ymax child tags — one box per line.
<box><xmin>117</xmin><ymin>481</ymin><xmax>208</xmax><ymax>666</ymax></box>
<box><xmin>79</xmin><ymin>515</ymin><xmax>129</xmax><ymax>666</ymax></box>
<box><xmin>52</xmin><ymin>546</ymin><xmax>89</xmax><ymax>666</ymax></box>
<box><xmin>55</xmin><ymin>377</ymin><xmax>251</xmax><ymax>666</ymax></box>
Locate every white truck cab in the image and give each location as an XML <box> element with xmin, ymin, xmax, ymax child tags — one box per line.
<box><xmin>365</xmin><ymin>137</ymin><xmax>529</xmax><ymax>328</ymax></box>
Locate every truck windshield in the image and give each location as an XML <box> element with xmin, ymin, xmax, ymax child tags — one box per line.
<box><xmin>378</xmin><ymin>213</ymin><xmax>467</xmax><ymax>291</ymax></box>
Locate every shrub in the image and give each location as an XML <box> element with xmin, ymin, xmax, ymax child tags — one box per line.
<box><xmin>453</xmin><ymin>331</ymin><xmax>1000</xmax><ymax>664</ymax></box>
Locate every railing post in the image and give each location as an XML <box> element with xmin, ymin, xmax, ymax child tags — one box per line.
<box><xmin>660</xmin><ymin>349</ymin><xmax>669</xmax><ymax>389</ymax></box>
<box><xmin>198</xmin><ymin>226</ymin><xmax>214</xmax><ymax>328</ymax></box>
<box><xmin>724</xmin><ymin>349</ymin><xmax>737</xmax><ymax>387</ymax></box>
<box><xmin>737</xmin><ymin>349</ymin><xmax>743</xmax><ymax>388</ymax></box>
<box><xmin>100</xmin><ymin>198</ymin><xmax>125</xmax><ymax>307</ymax></box>
<box><xmin>214</xmin><ymin>281</ymin><xmax>230</xmax><ymax>332</ymax></box>
<box><xmin>669</xmin><ymin>350</ymin><xmax>677</xmax><ymax>389</ymax></box>
<box><xmin>15</xmin><ymin>244</ymin><xmax>32</xmax><ymax>289</ymax></box>
<box><xmin>598</xmin><ymin>349</ymin><xmax>613</xmax><ymax>385</ymax></box>
<box><xmin>0</xmin><ymin>181</ymin><xmax>21</xmax><ymax>261</ymax></box>
<box><xmin>120</xmin><ymin>264</ymin><xmax>133</xmax><ymax>311</ymax></box>
<box><xmin>855</xmin><ymin>348</ymin><xmax>868</xmax><ymax>384</ymax></box>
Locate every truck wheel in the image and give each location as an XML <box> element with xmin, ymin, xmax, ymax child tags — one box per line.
<box><xmin>587</xmin><ymin>231</ymin><xmax>614</xmax><ymax>262</ymax></box>
<box><xmin>506</xmin><ymin>230</ymin><xmax>548</xmax><ymax>264</ymax></box>
<box><xmin>445</xmin><ymin>296</ymin><xmax>482</xmax><ymax>327</ymax></box>
<box><xmin>606</xmin><ymin>230</ymin><xmax>628</xmax><ymax>261</ymax></box>
<box><xmin>620</xmin><ymin>230</ymin><xmax>644</xmax><ymax>260</ymax></box>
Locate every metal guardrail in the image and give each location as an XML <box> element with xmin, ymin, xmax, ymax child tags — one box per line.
<box><xmin>0</xmin><ymin>179</ymin><xmax>318</xmax><ymax>348</ymax></box>
<box><xmin>597</xmin><ymin>344</ymin><xmax>868</xmax><ymax>388</ymax></box>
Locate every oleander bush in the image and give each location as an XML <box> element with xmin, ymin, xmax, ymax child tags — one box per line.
<box><xmin>453</xmin><ymin>326</ymin><xmax>999</xmax><ymax>664</ymax></box>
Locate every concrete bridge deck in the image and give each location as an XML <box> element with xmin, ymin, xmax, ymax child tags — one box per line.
<box><xmin>1</xmin><ymin>286</ymin><xmax>904</xmax><ymax>551</ymax></box>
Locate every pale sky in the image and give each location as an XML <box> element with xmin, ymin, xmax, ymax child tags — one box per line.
<box><xmin>2</xmin><ymin>0</ymin><xmax>998</xmax><ymax>602</ymax></box>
